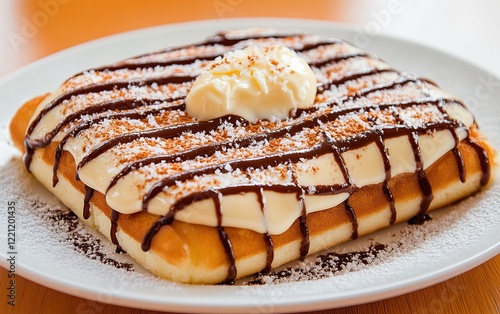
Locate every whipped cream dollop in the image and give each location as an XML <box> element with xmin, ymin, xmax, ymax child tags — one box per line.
<box><xmin>185</xmin><ymin>45</ymin><xmax>317</xmax><ymax>122</ymax></box>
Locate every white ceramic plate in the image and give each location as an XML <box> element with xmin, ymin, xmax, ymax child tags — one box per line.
<box><xmin>0</xmin><ymin>18</ymin><xmax>499</xmax><ymax>313</ymax></box>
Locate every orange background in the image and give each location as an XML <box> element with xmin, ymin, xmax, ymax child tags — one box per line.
<box><xmin>1</xmin><ymin>0</ymin><xmax>365</xmax><ymax>77</ymax></box>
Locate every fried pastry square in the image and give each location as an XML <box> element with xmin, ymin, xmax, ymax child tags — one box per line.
<box><xmin>10</xmin><ymin>29</ymin><xmax>496</xmax><ymax>284</ymax></box>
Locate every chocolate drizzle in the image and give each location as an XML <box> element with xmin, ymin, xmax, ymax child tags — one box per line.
<box><xmin>375</xmin><ymin>134</ymin><xmax>397</xmax><ymax>224</ymax></box>
<box><xmin>344</xmin><ymin>200</ymin><xmax>359</xmax><ymax>240</ymax></box>
<box><xmin>466</xmin><ymin>138</ymin><xmax>492</xmax><ymax>186</ymax></box>
<box><xmin>435</xmin><ymin>100</ymin><xmax>468</xmax><ymax>183</ymax></box>
<box><xmin>257</xmin><ymin>187</ymin><xmax>275</xmax><ymax>272</ymax></box>
<box><xmin>453</xmin><ymin>148</ymin><xmax>467</xmax><ymax>183</ymax></box>
<box><xmin>109</xmin><ymin>210</ymin><xmax>124</xmax><ymax>253</ymax></box>
<box><xmin>23</xmin><ymin>30</ymin><xmax>493</xmax><ymax>283</ymax></box>
<box><xmin>110</xmin><ymin>210</ymin><xmax>120</xmax><ymax>244</ymax></box>
<box><xmin>408</xmin><ymin>132</ymin><xmax>434</xmax><ymax>215</ymax></box>
<box><xmin>141</xmin><ymin>210</ymin><xmax>174</xmax><ymax>251</ymax></box>
<box><xmin>83</xmin><ymin>185</ymin><xmax>94</xmax><ymax>220</ymax></box>
<box><xmin>316</xmin><ymin>68</ymin><xmax>396</xmax><ymax>93</ymax></box>
<box><xmin>298</xmin><ymin>210</ymin><xmax>310</xmax><ymax>258</ymax></box>
<box><xmin>212</xmin><ymin>190</ymin><xmax>237</xmax><ymax>283</ymax></box>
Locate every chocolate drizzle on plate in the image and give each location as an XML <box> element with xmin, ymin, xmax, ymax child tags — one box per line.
<box><xmin>23</xmin><ymin>30</ymin><xmax>492</xmax><ymax>282</ymax></box>
<box><xmin>246</xmin><ymin>243</ymin><xmax>388</xmax><ymax>285</ymax></box>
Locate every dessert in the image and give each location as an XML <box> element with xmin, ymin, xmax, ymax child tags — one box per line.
<box><xmin>9</xmin><ymin>28</ymin><xmax>496</xmax><ymax>284</ymax></box>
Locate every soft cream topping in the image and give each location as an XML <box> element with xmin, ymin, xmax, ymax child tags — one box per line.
<box><xmin>185</xmin><ymin>45</ymin><xmax>317</xmax><ymax>122</ymax></box>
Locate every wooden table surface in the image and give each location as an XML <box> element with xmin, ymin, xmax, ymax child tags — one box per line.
<box><xmin>1</xmin><ymin>0</ymin><xmax>499</xmax><ymax>313</ymax></box>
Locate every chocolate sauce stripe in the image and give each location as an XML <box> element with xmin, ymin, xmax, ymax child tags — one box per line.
<box><xmin>76</xmin><ymin>115</ymin><xmax>247</xmax><ymax>174</ymax></box>
<box><xmin>141</xmin><ymin>147</ymin><xmax>320</xmax><ymax>211</ymax></box>
<box><xmin>298</xmin><ymin>208</ymin><xmax>310</xmax><ymax>258</ymax></box>
<box><xmin>140</xmin><ymin>120</ymin><xmax>461</xmax><ymax>212</ymax></box>
<box><xmin>211</xmin><ymin>190</ymin><xmax>237</xmax><ymax>283</ymax></box>
<box><xmin>82</xmin><ymin>39</ymin><xmax>343</xmax><ymax>75</ymax></box>
<box><xmin>135</xmin><ymin>32</ymin><xmax>301</xmax><ymax>60</ymax></box>
<box><xmin>25</xmin><ymin>75</ymin><xmax>196</xmax><ymax>143</ymax></box>
<box><xmin>83</xmin><ymin>185</ymin><xmax>94</xmax><ymax>220</ymax></box>
<box><xmin>218</xmin><ymin>226</ymin><xmax>237</xmax><ymax>283</ymax></box>
<box><xmin>262</xmin><ymin>232</ymin><xmax>275</xmax><ymax>273</ymax></box>
<box><xmin>374</xmin><ymin>133</ymin><xmax>397</xmax><ymax>224</ymax></box>
<box><xmin>449</xmin><ymin>131</ymin><xmax>467</xmax><ymax>183</ymax></box>
<box><xmin>104</xmin><ymin>99</ymin><xmax>464</xmax><ymax>195</ymax></box>
<box><xmin>52</xmin><ymin>101</ymin><xmax>186</xmax><ymax>187</ymax></box>
<box><xmin>294</xmin><ymin>191</ymin><xmax>311</xmax><ymax>258</ymax></box>
<box><xmin>317</xmin><ymin>68</ymin><xmax>397</xmax><ymax>92</ymax></box>
<box><xmin>383</xmin><ymin>184</ymin><xmax>397</xmax><ymax>225</ymax></box>
<box><xmin>110</xmin><ymin>210</ymin><xmax>120</xmax><ymax>245</ymax></box>
<box><xmin>344</xmin><ymin>200</ymin><xmax>359</xmax><ymax>239</ymax></box>
<box><xmin>435</xmin><ymin>100</ymin><xmax>467</xmax><ymax>183</ymax></box>
<box><xmin>386</xmin><ymin>110</ymin><xmax>426</xmax><ymax>220</ymax></box>
<box><xmin>106</xmin><ymin>123</ymin><xmax>308</xmax><ymax>192</ymax></box>
<box><xmin>141</xmin><ymin>210</ymin><xmax>175</xmax><ymax>251</ymax></box>
<box><xmin>89</xmin><ymin>55</ymin><xmax>217</xmax><ymax>74</ymax></box>
<box><xmin>354</xmin><ymin>77</ymin><xmax>417</xmax><ymax>99</ymax></box>
<box><xmin>335</xmin><ymin>121</ymin><xmax>465</xmax><ymax>151</ymax></box>
<box><xmin>27</xmin><ymin>98</ymin><xmax>178</xmax><ymax>150</ymax></box>
<box><xmin>296</xmin><ymin>76</ymin><xmax>420</xmax><ymax>116</ymax></box>
<box><xmin>289</xmin><ymin>165</ymin><xmax>310</xmax><ymax>259</ymax></box>
<box><xmin>453</xmin><ymin>148</ymin><xmax>467</xmax><ymax>183</ymax></box>
<box><xmin>309</xmin><ymin>52</ymin><xmax>369</xmax><ymax>68</ymax></box>
<box><xmin>408</xmin><ymin>132</ymin><xmax>434</xmax><ymax>215</ymax></box>
<box><xmin>298</xmin><ymin>39</ymin><xmax>343</xmax><ymax>52</ymax></box>
<box><xmin>325</xmin><ymin>134</ymin><xmax>353</xmax><ymax>187</ymax></box>
<box><xmin>466</xmin><ymin>138</ymin><xmax>492</xmax><ymax>186</ymax></box>
<box><xmin>182</xmin><ymin>184</ymin><xmax>355</xmax><ymax>204</ymax></box>
<box><xmin>256</xmin><ymin>187</ymin><xmax>275</xmax><ymax>272</ymax></box>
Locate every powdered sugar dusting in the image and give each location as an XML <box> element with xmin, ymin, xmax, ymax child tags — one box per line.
<box><xmin>29</xmin><ymin>200</ymin><xmax>134</xmax><ymax>271</ymax></box>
